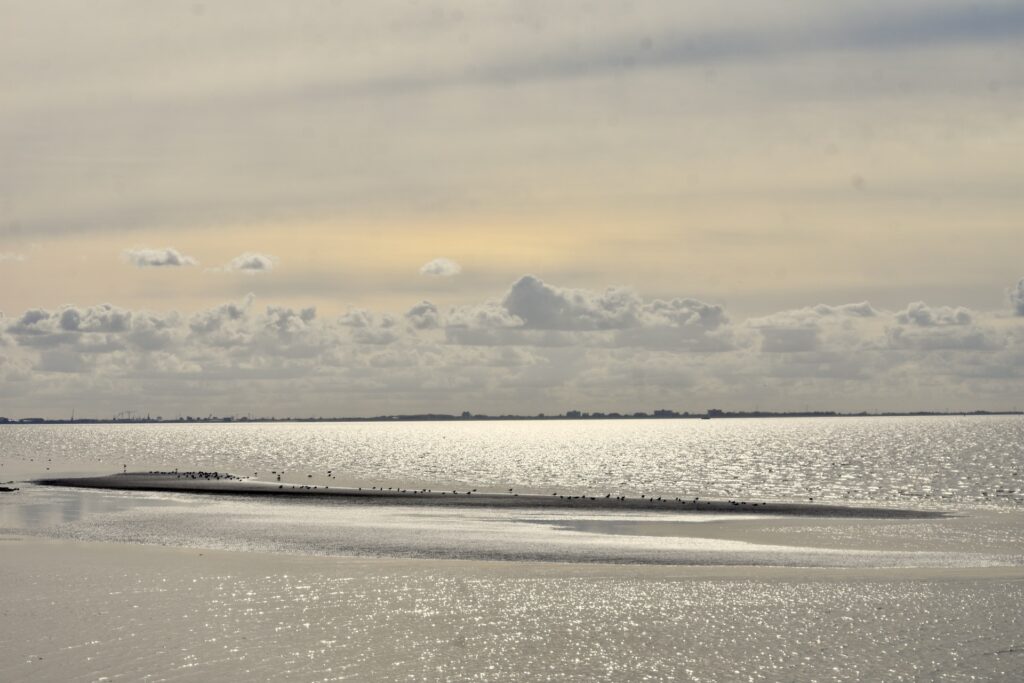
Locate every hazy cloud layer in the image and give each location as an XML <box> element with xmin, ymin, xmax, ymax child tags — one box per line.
<box><xmin>0</xmin><ymin>253</ymin><xmax>27</xmax><ymax>262</ymax></box>
<box><xmin>1</xmin><ymin>275</ymin><xmax>1021</xmax><ymax>418</ymax></box>
<box><xmin>2</xmin><ymin>1</ymin><xmax>1021</xmax><ymax>319</ymax></box>
<box><xmin>123</xmin><ymin>247</ymin><xmax>198</xmax><ymax>268</ymax></box>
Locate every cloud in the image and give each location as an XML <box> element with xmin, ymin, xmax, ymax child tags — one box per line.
<box><xmin>446</xmin><ymin>302</ymin><xmax>523</xmax><ymax>330</ymax></box>
<box><xmin>502</xmin><ymin>275</ymin><xmax>728</xmax><ymax>332</ymax></box>
<box><xmin>443</xmin><ymin>276</ymin><xmax>731</xmax><ymax>351</ymax></box>
<box><xmin>502</xmin><ymin>275</ymin><xmax>646</xmax><ymax>331</ymax></box>
<box><xmin>758</xmin><ymin>326</ymin><xmax>820</xmax><ymax>353</ymax></box>
<box><xmin>0</xmin><ymin>252</ymin><xmax>26</xmax><ymax>262</ymax></box>
<box><xmin>222</xmin><ymin>252</ymin><xmax>278</xmax><ymax>274</ymax></box>
<box><xmin>188</xmin><ymin>295</ymin><xmax>255</xmax><ymax>347</ymax></box>
<box><xmin>265</xmin><ymin>305</ymin><xmax>316</xmax><ymax>336</ymax></box>
<box><xmin>123</xmin><ymin>247</ymin><xmax>198</xmax><ymax>268</ymax></box>
<box><xmin>5</xmin><ymin>303</ymin><xmax>179</xmax><ymax>361</ymax></box>
<box><xmin>339</xmin><ymin>308</ymin><xmax>399</xmax><ymax>345</ymax></box>
<box><xmin>1011</xmin><ymin>278</ymin><xmax>1024</xmax><ymax>316</ymax></box>
<box><xmin>746</xmin><ymin>301</ymin><xmax>879</xmax><ymax>353</ymax></box>
<box><xmin>886</xmin><ymin>325</ymin><xmax>1001</xmax><ymax>352</ymax></box>
<box><xmin>419</xmin><ymin>258</ymin><xmax>462</xmax><ymax>277</ymax></box>
<box><xmin>405</xmin><ymin>301</ymin><xmax>441</xmax><ymax>330</ymax></box>
<box><xmin>751</xmin><ymin>302</ymin><xmax>878</xmax><ymax>327</ymax></box>
<box><xmin>896</xmin><ymin>301</ymin><xmax>972</xmax><ymax>326</ymax></box>
<box><xmin>1</xmin><ymin>278</ymin><xmax>1022</xmax><ymax>417</ymax></box>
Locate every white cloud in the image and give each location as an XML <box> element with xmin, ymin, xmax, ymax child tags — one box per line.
<box><xmin>443</xmin><ymin>276</ymin><xmax>732</xmax><ymax>351</ymax></box>
<box><xmin>746</xmin><ymin>301</ymin><xmax>880</xmax><ymax>354</ymax></box>
<box><xmin>339</xmin><ymin>308</ymin><xmax>399</xmax><ymax>345</ymax></box>
<box><xmin>502</xmin><ymin>276</ymin><xmax>640</xmax><ymax>330</ymax></box>
<box><xmin>222</xmin><ymin>252</ymin><xmax>278</xmax><ymax>274</ymax></box>
<box><xmin>123</xmin><ymin>247</ymin><xmax>198</xmax><ymax>268</ymax></box>
<box><xmin>419</xmin><ymin>258</ymin><xmax>462</xmax><ymax>277</ymax></box>
<box><xmin>499</xmin><ymin>275</ymin><xmax>727</xmax><ymax>333</ymax></box>
<box><xmin>405</xmin><ymin>301</ymin><xmax>441</xmax><ymax>330</ymax></box>
<box><xmin>446</xmin><ymin>301</ymin><xmax>523</xmax><ymax>330</ymax></box>
<box><xmin>896</xmin><ymin>301</ymin><xmax>972</xmax><ymax>326</ymax></box>
<box><xmin>0</xmin><ymin>252</ymin><xmax>27</xmax><ymax>262</ymax></box>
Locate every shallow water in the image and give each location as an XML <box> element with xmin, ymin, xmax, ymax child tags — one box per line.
<box><xmin>2</xmin><ymin>484</ymin><xmax>1021</xmax><ymax>569</ymax></box>
<box><xmin>3</xmin><ymin>540</ymin><xmax>1023</xmax><ymax>682</ymax></box>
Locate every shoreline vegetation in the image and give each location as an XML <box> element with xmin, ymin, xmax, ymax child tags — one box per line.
<box><xmin>4</xmin><ymin>408</ymin><xmax>1021</xmax><ymax>425</ymax></box>
<box><xmin>36</xmin><ymin>472</ymin><xmax>946</xmax><ymax>519</ymax></box>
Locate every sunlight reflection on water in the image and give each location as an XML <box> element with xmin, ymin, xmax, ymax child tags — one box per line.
<box><xmin>2</xmin><ymin>416</ymin><xmax>1022</xmax><ymax>508</ymax></box>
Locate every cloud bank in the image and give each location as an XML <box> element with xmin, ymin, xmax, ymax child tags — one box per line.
<box><xmin>1</xmin><ymin>275</ymin><xmax>1022</xmax><ymax>418</ymax></box>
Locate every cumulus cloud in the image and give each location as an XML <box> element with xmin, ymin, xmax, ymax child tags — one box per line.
<box><xmin>503</xmin><ymin>276</ymin><xmax>640</xmax><ymax>330</ymax></box>
<box><xmin>442</xmin><ymin>276</ymin><xmax>732</xmax><ymax>351</ymax></box>
<box><xmin>189</xmin><ymin>295</ymin><xmax>254</xmax><ymax>336</ymax></box>
<box><xmin>265</xmin><ymin>305</ymin><xmax>316</xmax><ymax>336</ymax></box>
<box><xmin>447</xmin><ymin>302</ymin><xmax>523</xmax><ymax>330</ymax></box>
<box><xmin>123</xmin><ymin>247</ymin><xmax>198</xmax><ymax>268</ymax></box>
<box><xmin>896</xmin><ymin>301</ymin><xmax>972</xmax><ymax>327</ymax></box>
<box><xmin>419</xmin><ymin>258</ymin><xmax>462</xmax><ymax>277</ymax></box>
<box><xmin>500</xmin><ymin>275</ymin><xmax>727</xmax><ymax>333</ymax></box>
<box><xmin>0</xmin><ymin>252</ymin><xmax>26</xmax><ymax>262</ymax></box>
<box><xmin>747</xmin><ymin>301</ymin><xmax>879</xmax><ymax>353</ymax></box>
<box><xmin>405</xmin><ymin>301</ymin><xmax>441</xmax><ymax>330</ymax></box>
<box><xmin>5</xmin><ymin>303</ymin><xmax>181</xmax><ymax>365</ymax></box>
<box><xmin>1011</xmin><ymin>278</ymin><xmax>1024</xmax><ymax>316</ymax></box>
<box><xmin>339</xmin><ymin>309</ymin><xmax>399</xmax><ymax>345</ymax></box>
<box><xmin>222</xmin><ymin>252</ymin><xmax>278</xmax><ymax>274</ymax></box>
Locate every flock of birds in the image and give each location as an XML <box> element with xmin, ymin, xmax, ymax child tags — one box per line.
<box><xmin>129</xmin><ymin>468</ymin><xmax>776</xmax><ymax>508</ymax></box>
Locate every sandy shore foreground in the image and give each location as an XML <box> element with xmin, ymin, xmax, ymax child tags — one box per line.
<box><xmin>36</xmin><ymin>471</ymin><xmax>945</xmax><ymax>518</ymax></box>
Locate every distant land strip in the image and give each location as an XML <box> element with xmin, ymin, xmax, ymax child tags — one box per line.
<box><xmin>3</xmin><ymin>409</ymin><xmax>1022</xmax><ymax>425</ymax></box>
<box><xmin>36</xmin><ymin>472</ymin><xmax>947</xmax><ymax>519</ymax></box>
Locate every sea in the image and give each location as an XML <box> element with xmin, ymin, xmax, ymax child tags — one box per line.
<box><xmin>3</xmin><ymin>415</ymin><xmax>1023</xmax><ymax>509</ymax></box>
<box><xmin>1</xmin><ymin>416</ymin><xmax>1022</xmax><ymax>681</ymax></box>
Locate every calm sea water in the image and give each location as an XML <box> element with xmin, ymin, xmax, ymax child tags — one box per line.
<box><xmin>2</xmin><ymin>415</ymin><xmax>1022</xmax><ymax>509</ymax></box>
<box><xmin>3</xmin><ymin>416</ymin><xmax>1024</xmax><ymax>681</ymax></box>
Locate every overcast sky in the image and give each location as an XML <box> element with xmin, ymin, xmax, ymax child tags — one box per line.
<box><xmin>1</xmin><ymin>1</ymin><xmax>1022</xmax><ymax>417</ymax></box>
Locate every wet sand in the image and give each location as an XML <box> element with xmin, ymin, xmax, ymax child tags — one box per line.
<box><xmin>37</xmin><ymin>472</ymin><xmax>946</xmax><ymax>518</ymax></box>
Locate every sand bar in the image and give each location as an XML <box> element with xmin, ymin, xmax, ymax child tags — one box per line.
<box><xmin>36</xmin><ymin>471</ymin><xmax>946</xmax><ymax>518</ymax></box>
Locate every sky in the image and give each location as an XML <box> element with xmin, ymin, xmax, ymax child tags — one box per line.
<box><xmin>1</xmin><ymin>0</ymin><xmax>1022</xmax><ymax>418</ymax></box>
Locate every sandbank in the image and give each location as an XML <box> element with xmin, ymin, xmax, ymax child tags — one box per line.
<box><xmin>36</xmin><ymin>471</ymin><xmax>946</xmax><ymax>518</ymax></box>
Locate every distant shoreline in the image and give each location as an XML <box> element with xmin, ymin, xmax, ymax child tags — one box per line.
<box><xmin>36</xmin><ymin>472</ymin><xmax>947</xmax><ymax>519</ymax></box>
<box><xmin>3</xmin><ymin>409</ymin><xmax>1021</xmax><ymax>425</ymax></box>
